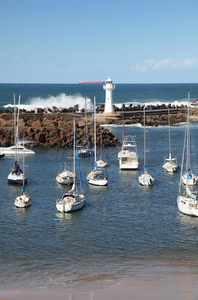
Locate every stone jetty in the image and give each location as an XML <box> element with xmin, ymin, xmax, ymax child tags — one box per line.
<box><xmin>0</xmin><ymin>102</ymin><xmax>197</xmax><ymax>148</ymax></box>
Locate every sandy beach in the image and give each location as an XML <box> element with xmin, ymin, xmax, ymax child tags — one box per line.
<box><xmin>1</xmin><ymin>273</ymin><xmax>198</xmax><ymax>300</ymax></box>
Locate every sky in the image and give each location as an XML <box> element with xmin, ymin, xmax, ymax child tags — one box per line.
<box><xmin>1</xmin><ymin>0</ymin><xmax>198</xmax><ymax>84</ymax></box>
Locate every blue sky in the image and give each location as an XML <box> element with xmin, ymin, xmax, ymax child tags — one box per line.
<box><xmin>1</xmin><ymin>0</ymin><xmax>198</xmax><ymax>83</ymax></box>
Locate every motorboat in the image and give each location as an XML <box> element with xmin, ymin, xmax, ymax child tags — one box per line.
<box><xmin>118</xmin><ymin>100</ymin><xmax>139</xmax><ymax>170</ymax></box>
<box><xmin>118</xmin><ymin>136</ymin><xmax>139</xmax><ymax>170</ymax></box>
<box><xmin>1</xmin><ymin>140</ymin><xmax>35</xmax><ymax>156</ymax></box>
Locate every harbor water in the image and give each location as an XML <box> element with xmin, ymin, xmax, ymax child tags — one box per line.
<box><xmin>1</xmin><ymin>83</ymin><xmax>198</xmax><ymax>289</ymax></box>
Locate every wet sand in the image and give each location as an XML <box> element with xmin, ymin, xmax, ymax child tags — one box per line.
<box><xmin>1</xmin><ymin>275</ymin><xmax>198</xmax><ymax>300</ymax></box>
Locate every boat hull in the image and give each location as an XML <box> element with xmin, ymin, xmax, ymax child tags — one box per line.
<box><xmin>15</xmin><ymin>194</ymin><xmax>31</xmax><ymax>208</ymax></box>
<box><xmin>8</xmin><ymin>174</ymin><xmax>28</xmax><ymax>185</ymax></box>
<box><xmin>177</xmin><ymin>195</ymin><xmax>198</xmax><ymax>216</ymax></box>
<box><xmin>138</xmin><ymin>173</ymin><xmax>154</xmax><ymax>186</ymax></box>
<box><xmin>56</xmin><ymin>175</ymin><xmax>74</xmax><ymax>185</ymax></box>
<box><xmin>56</xmin><ymin>197</ymin><xmax>85</xmax><ymax>213</ymax></box>
<box><xmin>96</xmin><ymin>159</ymin><xmax>107</xmax><ymax>168</ymax></box>
<box><xmin>1</xmin><ymin>145</ymin><xmax>35</xmax><ymax>156</ymax></box>
<box><xmin>75</xmin><ymin>152</ymin><xmax>92</xmax><ymax>158</ymax></box>
<box><xmin>86</xmin><ymin>177</ymin><xmax>108</xmax><ymax>186</ymax></box>
<box><xmin>86</xmin><ymin>169</ymin><xmax>108</xmax><ymax>186</ymax></box>
<box><xmin>182</xmin><ymin>173</ymin><xmax>197</xmax><ymax>186</ymax></box>
<box><xmin>56</xmin><ymin>169</ymin><xmax>74</xmax><ymax>185</ymax></box>
<box><xmin>119</xmin><ymin>156</ymin><xmax>139</xmax><ymax>170</ymax></box>
<box><xmin>162</xmin><ymin>161</ymin><xmax>178</xmax><ymax>173</ymax></box>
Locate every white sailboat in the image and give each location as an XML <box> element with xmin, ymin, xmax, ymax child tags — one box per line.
<box><xmin>162</xmin><ymin>108</ymin><xmax>178</xmax><ymax>172</ymax></box>
<box><xmin>138</xmin><ymin>107</ymin><xmax>154</xmax><ymax>186</ymax></box>
<box><xmin>76</xmin><ymin>98</ymin><xmax>92</xmax><ymax>158</ymax></box>
<box><xmin>56</xmin><ymin>119</ymin><xmax>86</xmax><ymax>213</ymax></box>
<box><xmin>177</xmin><ymin>90</ymin><xmax>198</xmax><ymax>216</ymax></box>
<box><xmin>86</xmin><ymin>96</ymin><xmax>108</xmax><ymax>186</ymax></box>
<box><xmin>15</xmin><ymin>145</ymin><xmax>31</xmax><ymax>208</ymax></box>
<box><xmin>7</xmin><ymin>96</ymin><xmax>28</xmax><ymax>184</ymax></box>
<box><xmin>96</xmin><ymin>125</ymin><xmax>107</xmax><ymax>168</ymax></box>
<box><xmin>1</xmin><ymin>94</ymin><xmax>35</xmax><ymax>156</ymax></box>
<box><xmin>56</xmin><ymin>162</ymin><xmax>75</xmax><ymax>185</ymax></box>
<box><xmin>181</xmin><ymin>91</ymin><xmax>197</xmax><ymax>186</ymax></box>
<box><xmin>118</xmin><ymin>100</ymin><xmax>139</xmax><ymax>170</ymax></box>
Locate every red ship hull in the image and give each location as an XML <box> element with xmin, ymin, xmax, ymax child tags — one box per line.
<box><xmin>79</xmin><ymin>81</ymin><xmax>104</xmax><ymax>84</ymax></box>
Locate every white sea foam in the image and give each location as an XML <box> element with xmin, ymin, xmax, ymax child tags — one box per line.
<box><xmin>4</xmin><ymin>93</ymin><xmax>93</xmax><ymax>112</ymax></box>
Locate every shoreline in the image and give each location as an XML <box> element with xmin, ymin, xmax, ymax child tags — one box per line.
<box><xmin>1</xmin><ymin>266</ymin><xmax>198</xmax><ymax>300</ymax></box>
<box><xmin>1</xmin><ymin>259</ymin><xmax>198</xmax><ymax>298</ymax></box>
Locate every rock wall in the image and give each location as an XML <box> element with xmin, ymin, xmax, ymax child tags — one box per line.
<box><xmin>0</xmin><ymin>112</ymin><xmax>119</xmax><ymax>148</ymax></box>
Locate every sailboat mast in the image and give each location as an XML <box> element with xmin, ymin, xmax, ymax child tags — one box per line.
<box><xmin>73</xmin><ymin>119</ymin><xmax>76</xmax><ymax>192</ymax></box>
<box><xmin>144</xmin><ymin>106</ymin><xmax>146</xmax><ymax>168</ymax></box>
<box><xmin>85</xmin><ymin>98</ymin><xmax>88</xmax><ymax>141</ymax></box>
<box><xmin>186</xmin><ymin>90</ymin><xmax>190</xmax><ymax>188</ymax></box>
<box><xmin>16</xmin><ymin>95</ymin><xmax>21</xmax><ymax>163</ymax></box>
<box><xmin>168</xmin><ymin>108</ymin><xmax>171</xmax><ymax>159</ymax></box>
<box><xmin>94</xmin><ymin>96</ymin><xmax>97</xmax><ymax>166</ymax></box>
<box><xmin>122</xmin><ymin>99</ymin><xmax>125</xmax><ymax>142</ymax></box>
<box><xmin>14</xmin><ymin>94</ymin><xmax>16</xmax><ymax>161</ymax></box>
<box><xmin>22</xmin><ymin>139</ymin><xmax>25</xmax><ymax>192</ymax></box>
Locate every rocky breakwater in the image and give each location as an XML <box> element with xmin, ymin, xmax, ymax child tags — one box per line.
<box><xmin>0</xmin><ymin>112</ymin><xmax>119</xmax><ymax>148</ymax></box>
<box><xmin>97</xmin><ymin>103</ymin><xmax>189</xmax><ymax>126</ymax></box>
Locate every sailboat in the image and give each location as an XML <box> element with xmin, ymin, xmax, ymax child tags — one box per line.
<box><xmin>96</xmin><ymin>125</ymin><xmax>107</xmax><ymax>168</ymax></box>
<box><xmin>56</xmin><ymin>119</ymin><xmax>86</xmax><ymax>213</ymax></box>
<box><xmin>162</xmin><ymin>108</ymin><xmax>178</xmax><ymax>172</ymax></box>
<box><xmin>138</xmin><ymin>107</ymin><xmax>154</xmax><ymax>186</ymax></box>
<box><xmin>76</xmin><ymin>98</ymin><xmax>92</xmax><ymax>157</ymax></box>
<box><xmin>177</xmin><ymin>90</ymin><xmax>198</xmax><ymax>216</ymax></box>
<box><xmin>7</xmin><ymin>96</ymin><xmax>28</xmax><ymax>184</ymax></box>
<box><xmin>56</xmin><ymin>162</ymin><xmax>75</xmax><ymax>185</ymax></box>
<box><xmin>86</xmin><ymin>96</ymin><xmax>108</xmax><ymax>186</ymax></box>
<box><xmin>1</xmin><ymin>94</ymin><xmax>35</xmax><ymax>156</ymax></box>
<box><xmin>118</xmin><ymin>100</ymin><xmax>139</xmax><ymax>170</ymax></box>
<box><xmin>181</xmin><ymin>91</ymin><xmax>197</xmax><ymax>186</ymax></box>
<box><xmin>15</xmin><ymin>144</ymin><xmax>31</xmax><ymax>208</ymax></box>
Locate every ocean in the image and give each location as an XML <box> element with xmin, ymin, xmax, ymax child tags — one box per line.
<box><xmin>1</xmin><ymin>83</ymin><xmax>198</xmax><ymax>290</ymax></box>
<box><xmin>1</xmin><ymin>83</ymin><xmax>198</xmax><ymax>111</ymax></box>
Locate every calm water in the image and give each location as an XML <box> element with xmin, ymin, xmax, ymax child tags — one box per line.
<box><xmin>1</xmin><ymin>84</ymin><xmax>198</xmax><ymax>289</ymax></box>
<box><xmin>1</xmin><ymin>123</ymin><xmax>198</xmax><ymax>289</ymax></box>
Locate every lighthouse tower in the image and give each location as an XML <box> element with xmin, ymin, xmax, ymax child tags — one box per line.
<box><xmin>103</xmin><ymin>76</ymin><xmax>115</xmax><ymax>114</ymax></box>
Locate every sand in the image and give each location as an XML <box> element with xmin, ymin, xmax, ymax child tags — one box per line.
<box><xmin>1</xmin><ymin>275</ymin><xmax>198</xmax><ymax>300</ymax></box>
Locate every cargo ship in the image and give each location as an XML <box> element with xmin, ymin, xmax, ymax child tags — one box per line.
<box><xmin>79</xmin><ymin>81</ymin><xmax>104</xmax><ymax>84</ymax></box>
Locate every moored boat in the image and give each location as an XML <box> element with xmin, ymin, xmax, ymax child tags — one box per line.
<box><xmin>177</xmin><ymin>90</ymin><xmax>198</xmax><ymax>216</ymax></box>
<box><xmin>56</xmin><ymin>119</ymin><xmax>86</xmax><ymax>213</ymax></box>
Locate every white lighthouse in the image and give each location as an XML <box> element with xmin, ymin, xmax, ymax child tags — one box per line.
<box><xmin>103</xmin><ymin>76</ymin><xmax>115</xmax><ymax>114</ymax></box>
